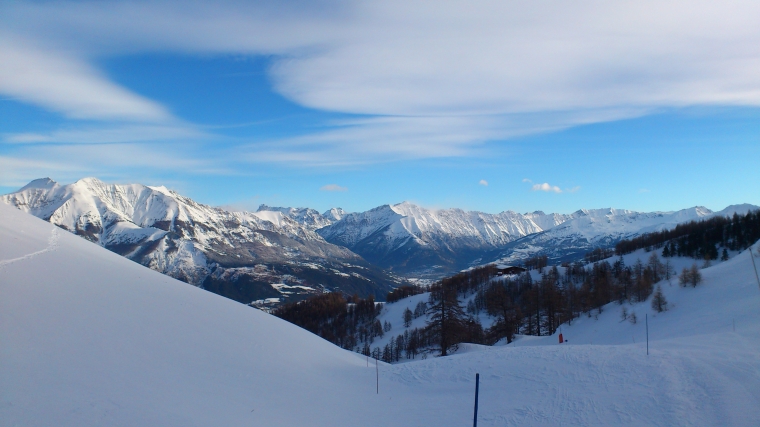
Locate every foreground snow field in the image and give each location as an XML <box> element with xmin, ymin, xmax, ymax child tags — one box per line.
<box><xmin>2</xmin><ymin>202</ymin><xmax>760</xmax><ymax>426</ymax></box>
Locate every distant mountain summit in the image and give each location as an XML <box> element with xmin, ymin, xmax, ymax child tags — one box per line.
<box><xmin>2</xmin><ymin>178</ymin><xmax>401</xmax><ymax>305</ymax></box>
<box><xmin>255</xmin><ymin>204</ymin><xmax>344</xmax><ymax>231</ymax></box>
<box><xmin>315</xmin><ymin>201</ymin><xmax>573</xmax><ymax>277</ymax></box>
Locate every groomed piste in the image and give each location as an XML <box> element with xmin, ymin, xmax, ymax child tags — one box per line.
<box><xmin>2</xmin><ymin>201</ymin><xmax>760</xmax><ymax>426</ymax></box>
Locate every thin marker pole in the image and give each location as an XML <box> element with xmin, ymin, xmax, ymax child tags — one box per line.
<box><xmin>750</xmin><ymin>247</ymin><xmax>760</xmax><ymax>289</ymax></box>
<box><xmin>376</xmin><ymin>357</ymin><xmax>379</xmax><ymax>394</ymax></box>
<box><xmin>473</xmin><ymin>373</ymin><xmax>480</xmax><ymax>427</ymax></box>
<box><xmin>646</xmin><ymin>313</ymin><xmax>649</xmax><ymax>356</ymax></box>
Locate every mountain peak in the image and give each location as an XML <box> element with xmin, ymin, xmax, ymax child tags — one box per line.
<box><xmin>19</xmin><ymin>177</ymin><xmax>58</xmax><ymax>191</ymax></box>
<box><xmin>716</xmin><ymin>203</ymin><xmax>760</xmax><ymax>217</ymax></box>
<box><xmin>73</xmin><ymin>177</ymin><xmax>107</xmax><ymax>187</ymax></box>
<box><xmin>257</xmin><ymin>204</ymin><xmax>278</xmax><ymax>212</ymax></box>
<box><xmin>323</xmin><ymin>207</ymin><xmax>346</xmax><ymax>221</ymax></box>
<box><xmin>147</xmin><ymin>185</ymin><xmax>173</xmax><ymax>196</ymax></box>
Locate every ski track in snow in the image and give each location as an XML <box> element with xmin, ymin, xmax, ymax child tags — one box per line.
<box><xmin>0</xmin><ymin>227</ymin><xmax>59</xmax><ymax>269</ymax></box>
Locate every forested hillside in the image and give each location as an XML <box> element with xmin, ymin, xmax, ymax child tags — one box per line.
<box><xmin>273</xmin><ymin>248</ymin><xmax>711</xmax><ymax>363</ymax></box>
<box><xmin>615</xmin><ymin>209</ymin><xmax>760</xmax><ymax>259</ymax></box>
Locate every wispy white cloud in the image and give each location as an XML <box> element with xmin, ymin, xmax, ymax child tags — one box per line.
<box><xmin>4</xmin><ymin>124</ymin><xmax>207</xmax><ymax>144</ymax></box>
<box><xmin>531</xmin><ymin>182</ymin><xmax>563</xmax><ymax>193</ymax></box>
<box><xmin>639</xmin><ymin>188</ymin><xmax>651</xmax><ymax>193</ymax></box>
<box><xmin>0</xmin><ymin>36</ymin><xmax>172</xmax><ymax>122</ymax></box>
<box><xmin>522</xmin><ymin>178</ymin><xmax>532</xmax><ymax>183</ymax></box>
<box><xmin>320</xmin><ymin>184</ymin><xmax>347</xmax><ymax>192</ymax></box>
<box><xmin>3</xmin><ymin>0</ymin><xmax>760</xmax><ymax>167</ymax></box>
<box><xmin>567</xmin><ymin>186</ymin><xmax>581</xmax><ymax>193</ymax></box>
<box><xmin>0</xmin><ymin>156</ymin><xmax>83</xmax><ymax>189</ymax></box>
<box><xmin>479</xmin><ymin>179</ymin><xmax>488</xmax><ymax>186</ymax></box>
<box><xmin>0</xmin><ymin>142</ymin><xmax>228</xmax><ymax>189</ymax></box>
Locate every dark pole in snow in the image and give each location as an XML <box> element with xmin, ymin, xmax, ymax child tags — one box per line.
<box><xmin>376</xmin><ymin>357</ymin><xmax>379</xmax><ymax>394</ymax></box>
<box><xmin>473</xmin><ymin>373</ymin><xmax>480</xmax><ymax>427</ymax></box>
<box><xmin>646</xmin><ymin>313</ymin><xmax>649</xmax><ymax>356</ymax></box>
<box><xmin>749</xmin><ymin>246</ymin><xmax>760</xmax><ymax>289</ymax></box>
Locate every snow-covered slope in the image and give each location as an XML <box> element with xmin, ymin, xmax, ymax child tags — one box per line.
<box><xmin>0</xmin><ymin>201</ymin><xmax>377</xmax><ymax>426</ymax></box>
<box><xmin>493</xmin><ymin>205</ymin><xmax>758</xmax><ymax>266</ymax></box>
<box><xmin>3</xmin><ymin>201</ymin><xmax>759</xmax><ymax>426</ymax></box>
<box><xmin>1</xmin><ymin>178</ymin><xmax>400</xmax><ymax>304</ymax></box>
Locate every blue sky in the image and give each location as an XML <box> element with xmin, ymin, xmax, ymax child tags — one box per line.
<box><xmin>1</xmin><ymin>1</ymin><xmax>759</xmax><ymax>214</ymax></box>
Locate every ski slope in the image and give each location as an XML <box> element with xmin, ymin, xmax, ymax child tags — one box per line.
<box><xmin>2</xmin><ymin>202</ymin><xmax>760</xmax><ymax>426</ymax></box>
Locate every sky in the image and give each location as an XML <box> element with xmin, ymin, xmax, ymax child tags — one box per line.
<box><xmin>1</xmin><ymin>0</ymin><xmax>759</xmax><ymax>215</ymax></box>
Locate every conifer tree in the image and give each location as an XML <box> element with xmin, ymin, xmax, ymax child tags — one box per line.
<box><xmin>651</xmin><ymin>285</ymin><xmax>668</xmax><ymax>312</ymax></box>
<box><xmin>679</xmin><ymin>263</ymin><xmax>702</xmax><ymax>287</ymax></box>
<box><xmin>484</xmin><ymin>282</ymin><xmax>521</xmax><ymax>344</ymax></box>
<box><xmin>403</xmin><ymin>307</ymin><xmax>413</xmax><ymax>328</ymax></box>
<box><xmin>425</xmin><ymin>280</ymin><xmax>468</xmax><ymax>356</ymax></box>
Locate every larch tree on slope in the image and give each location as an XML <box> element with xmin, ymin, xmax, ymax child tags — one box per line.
<box><xmin>651</xmin><ymin>285</ymin><xmax>668</xmax><ymax>312</ymax></box>
<box><xmin>425</xmin><ymin>279</ymin><xmax>469</xmax><ymax>356</ymax></box>
<box><xmin>483</xmin><ymin>282</ymin><xmax>521</xmax><ymax>344</ymax></box>
<box><xmin>679</xmin><ymin>264</ymin><xmax>703</xmax><ymax>288</ymax></box>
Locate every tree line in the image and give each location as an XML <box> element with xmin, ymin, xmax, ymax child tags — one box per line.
<box><xmin>272</xmin><ymin>265</ymin><xmax>498</xmax><ymax>359</ymax></box>
<box><xmin>615</xmin><ymin>209</ymin><xmax>760</xmax><ymax>259</ymax></box>
<box><xmin>274</xmin><ymin>249</ymin><xmax>710</xmax><ymax>361</ymax></box>
<box><xmin>468</xmin><ymin>253</ymin><xmax>678</xmax><ymax>345</ymax></box>
<box><xmin>273</xmin><ymin>293</ymin><xmax>384</xmax><ymax>351</ymax></box>
<box><xmin>386</xmin><ymin>284</ymin><xmax>427</xmax><ymax>303</ymax></box>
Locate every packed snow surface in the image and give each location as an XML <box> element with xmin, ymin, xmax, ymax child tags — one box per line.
<box><xmin>2</xmin><ymin>202</ymin><xmax>760</xmax><ymax>426</ymax></box>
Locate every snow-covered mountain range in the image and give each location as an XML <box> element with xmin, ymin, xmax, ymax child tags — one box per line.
<box><xmin>1</xmin><ymin>178</ymin><xmax>401</xmax><ymax>305</ymax></box>
<box><xmin>4</xmin><ymin>177</ymin><xmax>757</xmax><ymax>290</ymax></box>
<box><xmin>255</xmin><ymin>205</ymin><xmax>346</xmax><ymax>231</ymax></box>
<box><xmin>309</xmin><ymin>202</ymin><xmax>755</xmax><ymax>277</ymax></box>
<box><xmin>493</xmin><ymin>205</ymin><xmax>759</xmax><ymax>266</ymax></box>
<box><xmin>312</xmin><ymin>202</ymin><xmax>569</xmax><ymax>277</ymax></box>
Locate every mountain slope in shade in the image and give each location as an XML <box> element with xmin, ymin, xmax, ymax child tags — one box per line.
<box><xmin>316</xmin><ymin>201</ymin><xmax>573</xmax><ymax>277</ymax></box>
<box><xmin>3</xmin><ymin>201</ymin><xmax>759</xmax><ymax>427</ymax></box>
<box><xmin>1</xmin><ymin>178</ymin><xmax>401</xmax><ymax>304</ymax></box>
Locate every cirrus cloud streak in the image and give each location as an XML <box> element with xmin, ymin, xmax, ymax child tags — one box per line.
<box><xmin>2</xmin><ymin>0</ymin><xmax>760</xmax><ymax>168</ymax></box>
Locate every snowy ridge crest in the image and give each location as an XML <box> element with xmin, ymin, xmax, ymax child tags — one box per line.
<box><xmin>1</xmin><ymin>178</ymin><xmax>400</xmax><ymax>302</ymax></box>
